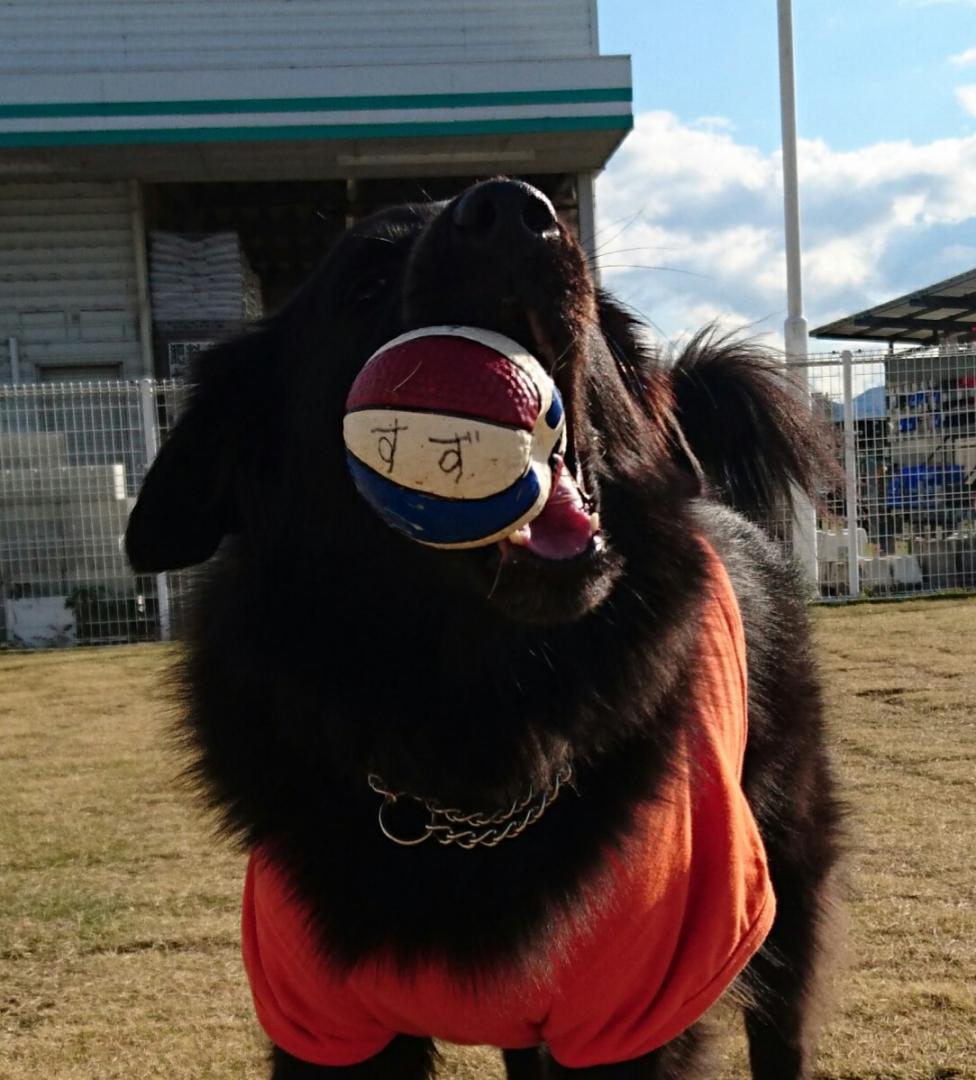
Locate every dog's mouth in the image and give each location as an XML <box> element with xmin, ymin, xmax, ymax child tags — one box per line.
<box><xmin>500</xmin><ymin>452</ymin><xmax>601</xmax><ymax>563</ymax></box>
<box><xmin>494</xmin><ymin>308</ymin><xmax>603</xmax><ymax>566</ymax></box>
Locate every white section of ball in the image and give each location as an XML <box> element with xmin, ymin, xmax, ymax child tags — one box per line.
<box><xmin>343</xmin><ymin>326</ymin><xmax>567</xmax><ymax>519</ymax></box>
<box><xmin>344</xmin><ymin>410</ymin><xmax>535</xmax><ymax>500</ymax></box>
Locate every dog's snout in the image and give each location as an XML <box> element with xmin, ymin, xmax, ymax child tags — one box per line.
<box><xmin>451</xmin><ymin>180</ymin><xmax>558</xmax><ymax>247</ymax></box>
<box><xmin>403</xmin><ymin>176</ymin><xmax>595</xmax><ymax>386</ymax></box>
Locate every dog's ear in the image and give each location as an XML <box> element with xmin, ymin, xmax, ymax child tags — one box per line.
<box><xmin>126</xmin><ymin>332</ymin><xmax>267</xmax><ymax>573</ymax></box>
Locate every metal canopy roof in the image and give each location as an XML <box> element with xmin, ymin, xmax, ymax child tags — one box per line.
<box><xmin>811</xmin><ymin>266</ymin><xmax>976</xmax><ymax>344</ymax></box>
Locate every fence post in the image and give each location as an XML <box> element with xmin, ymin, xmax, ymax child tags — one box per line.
<box><xmin>785</xmin><ymin>352</ymin><xmax>819</xmax><ymax>597</ymax></box>
<box><xmin>7</xmin><ymin>336</ymin><xmax>20</xmax><ymax>383</ymax></box>
<box><xmin>841</xmin><ymin>351</ymin><xmax>861</xmax><ymax>598</ymax></box>
<box><xmin>137</xmin><ymin>378</ymin><xmax>172</xmax><ymax>641</ymax></box>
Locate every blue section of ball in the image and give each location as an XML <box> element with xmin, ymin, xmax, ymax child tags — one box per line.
<box><xmin>347</xmin><ymin>454</ymin><xmax>542</xmax><ymax>546</ymax></box>
<box><xmin>545</xmin><ymin>390</ymin><xmax>563</xmax><ymax>430</ymax></box>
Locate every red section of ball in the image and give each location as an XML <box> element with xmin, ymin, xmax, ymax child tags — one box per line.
<box><xmin>346</xmin><ymin>336</ymin><xmax>540</xmax><ymax>431</ymax></box>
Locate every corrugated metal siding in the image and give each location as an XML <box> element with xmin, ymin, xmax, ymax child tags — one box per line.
<box><xmin>0</xmin><ymin>182</ymin><xmax>143</xmax><ymax>382</ymax></box>
<box><xmin>0</xmin><ymin>1</ymin><xmax>597</xmax><ymax>73</ymax></box>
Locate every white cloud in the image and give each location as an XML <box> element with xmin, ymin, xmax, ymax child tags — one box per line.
<box><xmin>957</xmin><ymin>83</ymin><xmax>976</xmax><ymax>115</ymax></box>
<box><xmin>940</xmin><ymin>242</ymin><xmax>976</xmax><ymax>263</ymax></box>
<box><xmin>691</xmin><ymin>116</ymin><xmax>736</xmax><ymax>133</ymax></box>
<box><xmin>595</xmin><ymin>111</ymin><xmax>976</xmax><ymax>353</ymax></box>
<box><xmin>805</xmin><ymin>236</ymin><xmax>880</xmax><ymax>293</ymax></box>
<box><xmin>950</xmin><ymin>46</ymin><xmax>976</xmax><ymax>65</ymax></box>
<box><xmin>598</xmin><ymin>111</ymin><xmax>773</xmax><ymax>212</ymax></box>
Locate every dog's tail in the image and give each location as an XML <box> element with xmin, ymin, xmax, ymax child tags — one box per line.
<box><xmin>670</xmin><ymin>329</ymin><xmax>835</xmax><ymax>522</ymax></box>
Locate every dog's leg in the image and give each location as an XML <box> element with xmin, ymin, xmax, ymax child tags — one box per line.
<box><xmin>742</xmin><ymin>761</ymin><xmax>845</xmax><ymax>1079</ymax></box>
<box><xmin>543</xmin><ymin>1023</ymin><xmax>713</xmax><ymax>1078</ymax></box>
<box><xmin>503</xmin><ymin>1046</ymin><xmax>547</xmax><ymax>1078</ymax></box>
<box><xmin>270</xmin><ymin>1036</ymin><xmax>438</xmax><ymax>1079</ymax></box>
<box><xmin>741</xmin><ymin>867</ymin><xmax>842</xmax><ymax>1079</ymax></box>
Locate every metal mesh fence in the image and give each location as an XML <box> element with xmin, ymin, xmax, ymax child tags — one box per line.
<box><xmin>802</xmin><ymin>343</ymin><xmax>976</xmax><ymax>599</ymax></box>
<box><xmin>0</xmin><ymin>380</ymin><xmax>190</xmax><ymax>647</ymax></box>
<box><xmin>0</xmin><ymin>350</ymin><xmax>974</xmax><ymax>646</ymax></box>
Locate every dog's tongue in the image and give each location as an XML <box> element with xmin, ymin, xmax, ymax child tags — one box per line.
<box><xmin>511</xmin><ymin>463</ymin><xmax>597</xmax><ymax>560</ymax></box>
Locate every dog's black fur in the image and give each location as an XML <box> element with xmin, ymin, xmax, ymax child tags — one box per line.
<box><xmin>126</xmin><ymin>179</ymin><xmax>844</xmax><ymax>1079</ymax></box>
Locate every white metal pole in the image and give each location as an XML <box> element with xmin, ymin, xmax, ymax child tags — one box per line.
<box><xmin>577</xmin><ymin>170</ymin><xmax>600</xmax><ymax>286</ymax></box>
<box><xmin>137</xmin><ymin>378</ymin><xmax>172</xmax><ymax>641</ymax></box>
<box><xmin>129</xmin><ymin>180</ymin><xmax>155</xmax><ymax>378</ymax></box>
<box><xmin>777</xmin><ymin>0</ymin><xmax>819</xmax><ymax>594</ymax></box>
<box><xmin>841</xmin><ymin>351</ymin><xmax>860</xmax><ymax>597</ymax></box>
<box><xmin>778</xmin><ymin>0</ymin><xmax>806</xmax><ymax>357</ymax></box>
<box><xmin>7</xmin><ymin>336</ymin><xmax>20</xmax><ymax>383</ymax></box>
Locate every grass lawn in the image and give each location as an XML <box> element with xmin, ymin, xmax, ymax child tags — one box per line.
<box><xmin>1</xmin><ymin>599</ymin><xmax>974</xmax><ymax>1079</ymax></box>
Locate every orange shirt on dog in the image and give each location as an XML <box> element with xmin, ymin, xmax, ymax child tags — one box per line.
<box><xmin>241</xmin><ymin>549</ymin><xmax>775</xmax><ymax>1068</ymax></box>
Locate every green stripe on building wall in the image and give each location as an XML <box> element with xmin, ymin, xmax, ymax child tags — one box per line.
<box><xmin>0</xmin><ymin>87</ymin><xmax>632</xmax><ymax>121</ymax></box>
<box><xmin>0</xmin><ymin>114</ymin><xmax>633</xmax><ymax>149</ymax></box>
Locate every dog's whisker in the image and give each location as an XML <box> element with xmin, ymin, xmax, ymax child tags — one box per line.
<box><xmin>549</xmin><ymin>340</ymin><xmax>576</xmax><ymax>379</ymax></box>
<box><xmin>583</xmin><ymin>206</ymin><xmax>648</xmax><ymax>257</ymax></box>
<box><xmin>486</xmin><ymin>555</ymin><xmax>505</xmax><ymax>601</ymax></box>
<box><xmin>586</xmin><ymin>246</ymin><xmax>679</xmax><ymax>264</ymax></box>
<box><xmin>583</xmin><ymin>297</ymin><xmax>671</xmax><ymax>347</ymax></box>
<box><xmin>592</xmin><ymin>263</ymin><xmax>709</xmax><ymax>278</ymax></box>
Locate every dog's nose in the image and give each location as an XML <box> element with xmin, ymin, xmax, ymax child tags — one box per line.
<box><xmin>451</xmin><ymin>180</ymin><xmax>559</xmax><ymax>247</ymax></box>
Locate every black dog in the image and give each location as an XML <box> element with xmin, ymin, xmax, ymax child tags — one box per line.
<box><xmin>126</xmin><ymin>179</ymin><xmax>843</xmax><ymax>1079</ymax></box>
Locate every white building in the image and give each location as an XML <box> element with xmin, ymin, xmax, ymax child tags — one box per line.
<box><xmin>0</xmin><ymin>1</ymin><xmax>631</xmax><ymax>645</ymax></box>
<box><xmin>0</xmin><ymin>0</ymin><xmax>632</xmax><ymax>383</ymax></box>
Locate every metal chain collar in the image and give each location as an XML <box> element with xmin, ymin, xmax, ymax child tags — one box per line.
<box><xmin>367</xmin><ymin>763</ymin><xmax>575</xmax><ymax>850</ymax></box>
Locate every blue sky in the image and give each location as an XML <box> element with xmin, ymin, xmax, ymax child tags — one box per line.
<box><xmin>593</xmin><ymin>0</ymin><xmax>976</xmax><ymax>351</ymax></box>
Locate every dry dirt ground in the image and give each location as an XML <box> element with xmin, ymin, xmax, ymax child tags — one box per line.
<box><xmin>1</xmin><ymin>597</ymin><xmax>974</xmax><ymax>1079</ymax></box>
